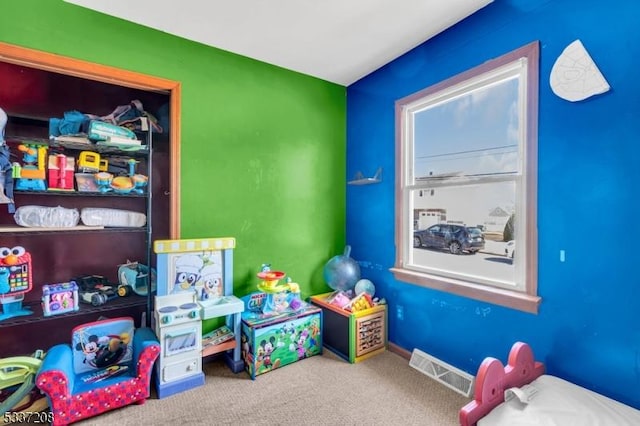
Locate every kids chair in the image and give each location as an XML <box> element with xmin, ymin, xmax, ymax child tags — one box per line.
<box><xmin>35</xmin><ymin>317</ymin><xmax>160</xmax><ymax>425</ymax></box>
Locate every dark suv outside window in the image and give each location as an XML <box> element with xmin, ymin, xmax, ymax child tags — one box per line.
<box><xmin>413</xmin><ymin>224</ymin><xmax>485</xmax><ymax>255</ymax></box>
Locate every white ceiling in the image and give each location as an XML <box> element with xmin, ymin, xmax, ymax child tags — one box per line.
<box><xmin>64</xmin><ymin>0</ymin><xmax>493</xmax><ymax>86</ymax></box>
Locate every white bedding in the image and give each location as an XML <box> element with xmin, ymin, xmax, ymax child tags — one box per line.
<box><xmin>478</xmin><ymin>375</ymin><xmax>640</xmax><ymax>426</ymax></box>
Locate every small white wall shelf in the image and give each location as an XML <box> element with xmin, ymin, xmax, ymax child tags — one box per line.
<box><xmin>348</xmin><ymin>167</ymin><xmax>382</xmax><ymax>185</ymax></box>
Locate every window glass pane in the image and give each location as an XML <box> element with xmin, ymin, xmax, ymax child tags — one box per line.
<box><xmin>412</xmin><ymin>76</ymin><xmax>521</xmax><ymax>183</ymax></box>
<box><xmin>409</xmin><ymin>184</ymin><xmax>517</xmax><ymax>289</ymax></box>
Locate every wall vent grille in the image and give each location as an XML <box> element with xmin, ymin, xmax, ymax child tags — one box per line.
<box><xmin>409</xmin><ymin>348</ymin><xmax>475</xmax><ymax>397</ymax></box>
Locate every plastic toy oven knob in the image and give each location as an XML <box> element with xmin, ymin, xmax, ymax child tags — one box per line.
<box><xmin>161</xmin><ymin>315</ymin><xmax>172</xmax><ymax>325</ymax></box>
<box><xmin>189</xmin><ymin>310</ymin><xmax>198</xmax><ymax>319</ymax></box>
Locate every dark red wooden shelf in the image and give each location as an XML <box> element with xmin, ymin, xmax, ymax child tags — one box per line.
<box><xmin>0</xmin><ymin>294</ymin><xmax>148</xmax><ymax>329</ymax></box>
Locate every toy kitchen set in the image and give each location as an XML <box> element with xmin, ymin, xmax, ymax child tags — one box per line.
<box><xmin>152</xmin><ymin>237</ymin><xmax>244</xmax><ymax>399</ymax></box>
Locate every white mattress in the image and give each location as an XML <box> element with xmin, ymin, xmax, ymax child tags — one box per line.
<box><xmin>478</xmin><ymin>375</ymin><xmax>640</xmax><ymax>426</ymax></box>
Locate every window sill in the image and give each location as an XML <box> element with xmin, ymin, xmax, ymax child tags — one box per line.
<box><xmin>390</xmin><ymin>267</ymin><xmax>541</xmax><ymax>314</ymax></box>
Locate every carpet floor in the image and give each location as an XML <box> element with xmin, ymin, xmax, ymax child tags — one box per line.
<box><xmin>76</xmin><ymin>349</ymin><xmax>471</xmax><ymax>425</ymax></box>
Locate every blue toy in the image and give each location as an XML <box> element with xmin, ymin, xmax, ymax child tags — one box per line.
<box><xmin>354</xmin><ymin>279</ymin><xmax>376</xmax><ymax>297</ymax></box>
<box><xmin>117</xmin><ymin>261</ymin><xmax>156</xmax><ymax>296</ymax></box>
<box><xmin>128</xmin><ymin>159</ymin><xmax>148</xmax><ymax>194</ymax></box>
<box><xmin>13</xmin><ymin>144</ymin><xmax>47</xmax><ymax>191</ymax></box>
<box><xmin>323</xmin><ymin>245</ymin><xmax>361</xmax><ymax>292</ymax></box>
<box><xmin>35</xmin><ymin>317</ymin><xmax>159</xmax><ymax>425</ymax></box>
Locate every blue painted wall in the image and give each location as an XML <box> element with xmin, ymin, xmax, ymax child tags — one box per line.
<box><xmin>346</xmin><ymin>0</ymin><xmax>640</xmax><ymax>408</ymax></box>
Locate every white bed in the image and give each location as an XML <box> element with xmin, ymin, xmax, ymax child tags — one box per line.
<box><xmin>459</xmin><ymin>342</ymin><xmax>640</xmax><ymax>426</ymax></box>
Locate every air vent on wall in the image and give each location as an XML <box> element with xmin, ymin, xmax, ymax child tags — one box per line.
<box><xmin>409</xmin><ymin>348</ymin><xmax>475</xmax><ymax>397</ymax></box>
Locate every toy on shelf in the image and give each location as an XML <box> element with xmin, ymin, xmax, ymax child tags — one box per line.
<box><xmin>74</xmin><ymin>173</ymin><xmax>99</xmax><ymax>192</ymax></box>
<box><xmin>99</xmin><ymin>158</ymin><xmax>148</xmax><ymax>195</ymax></box>
<box><xmin>73</xmin><ymin>275</ymin><xmax>121</xmax><ymax>307</ymax></box>
<box><xmin>108</xmin><ymin>158</ymin><xmax>138</xmax><ymax>194</ymax></box>
<box><xmin>202</xmin><ymin>325</ymin><xmax>234</xmax><ymax>350</ymax></box>
<box><xmin>41</xmin><ymin>281</ymin><xmax>80</xmax><ymax>316</ymax></box>
<box><xmin>77</xmin><ymin>151</ymin><xmax>107</xmax><ymax>173</ymax></box>
<box><xmin>117</xmin><ymin>261</ymin><xmax>156</xmax><ymax>296</ymax></box>
<box><xmin>13</xmin><ymin>143</ymin><xmax>47</xmax><ymax>191</ymax></box>
<box><xmin>84</xmin><ymin>156</ymin><xmax>147</xmax><ymax>195</ymax></box>
<box><xmin>47</xmin><ymin>153</ymin><xmax>75</xmax><ymax>191</ymax></box>
<box><xmin>131</xmin><ymin>173</ymin><xmax>148</xmax><ymax>194</ymax></box>
<box><xmin>110</xmin><ymin>176</ymin><xmax>135</xmax><ymax>194</ymax></box>
<box><xmin>94</xmin><ymin>172</ymin><xmax>113</xmax><ymax>193</ymax></box>
<box><xmin>128</xmin><ymin>158</ymin><xmax>148</xmax><ymax>194</ymax></box>
<box><xmin>0</xmin><ymin>246</ymin><xmax>33</xmax><ymax>322</ymax></box>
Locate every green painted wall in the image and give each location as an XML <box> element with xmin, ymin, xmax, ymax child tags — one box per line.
<box><xmin>1</xmin><ymin>0</ymin><xmax>346</xmax><ymax>297</ymax></box>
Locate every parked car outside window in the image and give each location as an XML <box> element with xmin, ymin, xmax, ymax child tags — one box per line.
<box><xmin>413</xmin><ymin>224</ymin><xmax>485</xmax><ymax>255</ymax></box>
<box><xmin>505</xmin><ymin>240</ymin><xmax>515</xmax><ymax>258</ymax></box>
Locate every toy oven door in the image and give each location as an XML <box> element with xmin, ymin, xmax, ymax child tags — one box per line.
<box><xmin>162</xmin><ymin>326</ymin><xmax>200</xmax><ymax>357</ymax></box>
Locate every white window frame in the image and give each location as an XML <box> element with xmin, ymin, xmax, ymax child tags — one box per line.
<box><xmin>391</xmin><ymin>41</ymin><xmax>540</xmax><ymax>314</ymax></box>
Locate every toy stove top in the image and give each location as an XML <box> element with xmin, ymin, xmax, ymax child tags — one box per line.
<box><xmin>154</xmin><ymin>293</ymin><xmax>201</xmax><ymax>327</ymax></box>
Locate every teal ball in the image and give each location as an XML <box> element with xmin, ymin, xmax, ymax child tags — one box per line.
<box><xmin>323</xmin><ymin>246</ymin><xmax>361</xmax><ymax>292</ymax></box>
<box><xmin>354</xmin><ymin>279</ymin><xmax>375</xmax><ymax>296</ymax></box>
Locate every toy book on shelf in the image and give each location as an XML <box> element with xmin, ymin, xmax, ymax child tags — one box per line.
<box><xmin>202</xmin><ymin>325</ymin><xmax>234</xmax><ymax>349</ymax></box>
